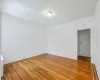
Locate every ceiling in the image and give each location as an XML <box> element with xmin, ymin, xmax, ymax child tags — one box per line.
<box><xmin>2</xmin><ymin>0</ymin><xmax>98</xmax><ymax>26</ymax></box>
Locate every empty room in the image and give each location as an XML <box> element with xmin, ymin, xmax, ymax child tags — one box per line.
<box><xmin>0</xmin><ymin>0</ymin><xmax>100</xmax><ymax>80</ymax></box>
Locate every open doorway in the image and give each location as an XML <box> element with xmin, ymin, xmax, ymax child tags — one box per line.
<box><xmin>77</xmin><ymin>29</ymin><xmax>91</xmax><ymax>63</ymax></box>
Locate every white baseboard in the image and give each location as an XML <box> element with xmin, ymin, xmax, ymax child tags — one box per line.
<box><xmin>95</xmin><ymin>64</ymin><xmax>100</xmax><ymax>80</ymax></box>
<box><xmin>96</xmin><ymin>68</ymin><xmax>100</xmax><ymax>80</ymax></box>
<box><xmin>1</xmin><ymin>55</ymin><xmax>4</xmax><ymax>77</ymax></box>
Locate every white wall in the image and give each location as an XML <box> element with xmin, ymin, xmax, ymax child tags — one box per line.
<box><xmin>1</xmin><ymin>13</ymin><xmax>96</xmax><ymax>65</ymax></box>
<box><xmin>0</xmin><ymin>11</ymin><xmax>2</xmax><ymax>80</ymax></box>
<box><xmin>47</xmin><ymin>17</ymin><xmax>95</xmax><ymax>62</ymax></box>
<box><xmin>95</xmin><ymin>0</ymin><xmax>100</xmax><ymax>79</ymax></box>
<box><xmin>1</xmin><ymin>13</ymin><xmax>48</xmax><ymax>64</ymax></box>
<box><xmin>0</xmin><ymin>13</ymin><xmax>1</xmax><ymax>80</ymax></box>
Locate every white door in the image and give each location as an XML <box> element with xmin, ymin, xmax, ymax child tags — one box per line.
<box><xmin>78</xmin><ymin>29</ymin><xmax>90</xmax><ymax>57</ymax></box>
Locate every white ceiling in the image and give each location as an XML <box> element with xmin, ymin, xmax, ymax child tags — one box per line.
<box><xmin>2</xmin><ymin>0</ymin><xmax>98</xmax><ymax>26</ymax></box>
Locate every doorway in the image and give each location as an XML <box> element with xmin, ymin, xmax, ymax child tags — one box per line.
<box><xmin>77</xmin><ymin>29</ymin><xmax>91</xmax><ymax>63</ymax></box>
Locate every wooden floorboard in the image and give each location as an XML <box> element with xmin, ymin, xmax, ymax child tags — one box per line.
<box><xmin>91</xmin><ymin>64</ymin><xmax>99</xmax><ymax>80</ymax></box>
<box><xmin>78</xmin><ymin>56</ymin><xmax>91</xmax><ymax>63</ymax></box>
<box><xmin>2</xmin><ymin>54</ymin><xmax>94</xmax><ymax>80</ymax></box>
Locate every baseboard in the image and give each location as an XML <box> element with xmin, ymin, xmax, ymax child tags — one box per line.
<box><xmin>4</xmin><ymin>53</ymin><xmax>48</xmax><ymax>65</ymax></box>
<box><xmin>91</xmin><ymin>64</ymin><xmax>99</xmax><ymax>80</ymax></box>
<box><xmin>97</xmin><ymin>72</ymin><xmax>100</xmax><ymax>80</ymax></box>
<box><xmin>47</xmin><ymin>53</ymin><xmax>78</xmax><ymax>60</ymax></box>
<box><xmin>96</xmin><ymin>66</ymin><xmax>100</xmax><ymax>80</ymax></box>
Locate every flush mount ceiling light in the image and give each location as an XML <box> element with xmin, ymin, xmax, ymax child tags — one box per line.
<box><xmin>46</xmin><ymin>11</ymin><xmax>52</xmax><ymax>16</ymax></box>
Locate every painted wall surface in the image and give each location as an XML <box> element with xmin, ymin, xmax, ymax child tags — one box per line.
<box><xmin>1</xmin><ymin>13</ymin><xmax>96</xmax><ymax>65</ymax></box>
<box><xmin>0</xmin><ymin>11</ymin><xmax>1</xmax><ymax>80</ymax></box>
<box><xmin>95</xmin><ymin>0</ymin><xmax>100</xmax><ymax>79</ymax></box>
<box><xmin>47</xmin><ymin>17</ymin><xmax>95</xmax><ymax>62</ymax></box>
<box><xmin>0</xmin><ymin>1</ymin><xmax>2</xmax><ymax>78</ymax></box>
<box><xmin>1</xmin><ymin>13</ymin><xmax>48</xmax><ymax>64</ymax></box>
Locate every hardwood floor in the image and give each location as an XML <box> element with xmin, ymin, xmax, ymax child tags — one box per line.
<box><xmin>78</xmin><ymin>56</ymin><xmax>91</xmax><ymax>63</ymax></box>
<box><xmin>2</xmin><ymin>54</ymin><xmax>93</xmax><ymax>80</ymax></box>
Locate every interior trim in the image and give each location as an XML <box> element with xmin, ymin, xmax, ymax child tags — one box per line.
<box><xmin>91</xmin><ymin>64</ymin><xmax>99</xmax><ymax>80</ymax></box>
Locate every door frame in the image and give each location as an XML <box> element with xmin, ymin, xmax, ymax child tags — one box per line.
<box><xmin>77</xmin><ymin>29</ymin><xmax>91</xmax><ymax>58</ymax></box>
<box><xmin>77</xmin><ymin>28</ymin><xmax>94</xmax><ymax>63</ymax></box>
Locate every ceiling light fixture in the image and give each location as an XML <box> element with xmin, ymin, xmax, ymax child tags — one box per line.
<box><xmin>46</xmin><ymin>11</ymin><xmax>52</xmax><ymax>16</ymax></box>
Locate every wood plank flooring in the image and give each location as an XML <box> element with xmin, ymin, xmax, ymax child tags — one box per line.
<box><xmin>2</xmin><ymin>54</ymin><xmax>93</xmax><ymax>80</ymax></box>
<box><xmin>78</xmin><ymin>56</ymin><xmax>91</xmax><ymax>63</ymax></box>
